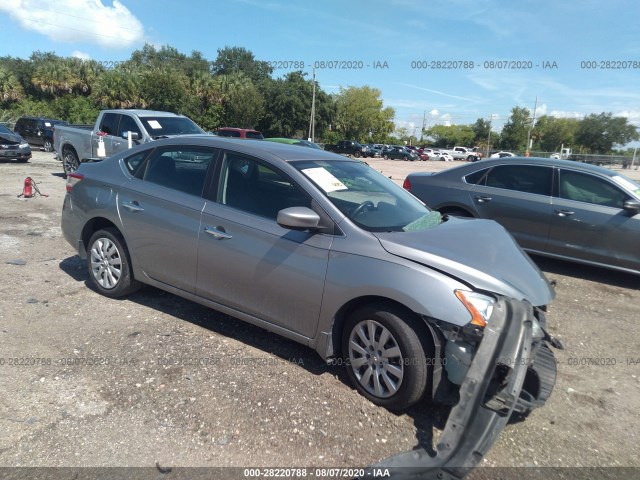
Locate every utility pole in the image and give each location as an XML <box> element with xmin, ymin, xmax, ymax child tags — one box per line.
<box><xmin>632</xmin><ymin>146</ymin><xmax>638</xmax><ymax>170</ymax></box>
<box><xmin>486</xmin><ymin>114</ymin><xmax>496</xmax><ymax>157</ymax></box>
<box><xmin>308</xmin><ymin>66</ymin><xmax>316</xmax><ymax>142</ymax></box>
<box><xmin>526</xmin><ymin>96</ymin><xmax>538</xmax><ymax>156</ymax></box>
<box><xmin>420</xmin><ymin>110</ymin><xmax>427</xmax><ymax>142</ymax></box>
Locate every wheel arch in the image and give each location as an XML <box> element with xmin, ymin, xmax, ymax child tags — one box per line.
<box><xmin>328</xmin><ymin>295</ymin><xmax>435</xmax><ymax>361</ymax></box>
<box><xmin>80</xmin><ymin>217</ymin><xmax>122</xmax><ymax>251</ymax></box>
<box><xmin>436</xmin><ymin>204</ymin><xmax>476</xmax><ymax>217</ymax></box>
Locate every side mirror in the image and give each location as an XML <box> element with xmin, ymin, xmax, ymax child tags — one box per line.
<box><xmin>277</xmin><ymin>207</ymin><xmax>320</xmax><ymax>231</ymax></box>
<box><xmin>623</xmin><ymin>199</ymin><xmax>640</xmax><ymax>213</ymax></box>
<box><xmin>122</xmin><ymin>131</ymin><xmax>140</xmax><ymax>140</ymax></box>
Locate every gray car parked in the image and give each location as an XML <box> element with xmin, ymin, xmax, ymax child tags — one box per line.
<box><xmin>404</xmin><ymin>157</ymin><xmax>640</xmax><ymax>276</ymax></box>
<box><xmin>62</xmin><ymin>137</ymin><xmax>557</xmax><ymax>476</ymax></box>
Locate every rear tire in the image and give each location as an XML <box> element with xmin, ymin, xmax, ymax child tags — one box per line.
<box><xmin>86</xmin><ymin>229</ymin><xmax>140</xmax><ymax>298</ymax></box>
<box><xmin>342</xmin><ymin>304</ymin><xmax>429</xmax><ymax>410</ymax></box>
<box><xmin>44</xmin><ymin>140</ymin><xmax>53</xmax><ymax>152</ymax></box>
<box><xmin>440</xmin><ymin>207</ymin><xmax>472</xmax><ymax>218</ymax></box>
<box><xmin>63</xmin><ymin>149</ymin><xmax>80</xmax><ymax>176</ymax></box>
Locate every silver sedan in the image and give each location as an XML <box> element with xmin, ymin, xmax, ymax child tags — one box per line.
<box><xmin>404</xmin><ymin>157</ymin><xmax>640</xmax><ymax>275</ymax></box>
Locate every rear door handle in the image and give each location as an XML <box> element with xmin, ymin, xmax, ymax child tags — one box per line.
<box><xmin>121</xmin><ymin>200</ymin><xmax>144</xmax><ymax>212</ymax></box>
<box><xmin>554</xmin><ymin>209</ymin><xmax>575</xmax><ymax>217</ymax></box>
<box><xmin>204</xmin><ymin>226</ymin><xmax>232</xmax><ymax>240</ymax></box>
<box><xmin>475</xmin><ymin>195</ymin><xmax>492</xmax><ymax>203</ymax></box>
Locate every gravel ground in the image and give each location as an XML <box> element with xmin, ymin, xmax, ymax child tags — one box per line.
<box><xmin>0</xmin><ymin>151</ymin><xmax>639</xmax><ymax>478</ymax></box>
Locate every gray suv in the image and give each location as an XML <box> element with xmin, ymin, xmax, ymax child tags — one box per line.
<box><xmin>62</xmin><ymin>137</ymin><xmax>557</xmax><ymax>475</ymax></box>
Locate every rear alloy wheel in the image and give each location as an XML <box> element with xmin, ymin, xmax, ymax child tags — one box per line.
<box><xmin>342</xmin><ymin>304</ymin><xmax>429</xmax><ymax>410</ymax></box>
<box><xmin>383</xmin><ymin>154</ymin><xmax>389</xmax><ymax>160</ymax></box>
<box><xmin>87</xmin><ymin>229</ymin><xmax>140</xmax><ymax>298</ymax></box>
<box><xmin>63</xmin><ymin>149</ymin><xmax>80</xmax><ymax>176</ymax></box>
<box><xmin>354</xmin><ymin>151</ymin><xmax>362</xmax><ymax>158</ymax></box>
<box><xmin>43</xmin><ymin>140</ymin><xmax>53</xmax><ymax>152</ymax></box>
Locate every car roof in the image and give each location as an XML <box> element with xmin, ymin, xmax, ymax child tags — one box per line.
<box><xmin>105</xmin><ymin>110</ymin><xmax>185</xmax><ymax>117</ymax></box>
<box><xmin>414</xmin><ymin>156</ymin><xmax>622</xmax><ymax>178</ymax></box>
<box><xmin>148</xmin><ymin>135</ymin><xmax>352</xmax><ymax>162</ymax></box>
<box><xmin>217</xmin><ymin>127</ymin><xmax>261</xmax><ymax>132</ymax></box>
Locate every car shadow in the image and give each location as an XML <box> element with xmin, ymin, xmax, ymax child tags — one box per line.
<box><xmin>58</xmin><ymin>253</ymin><xmax>455</xmax><ymax>457</ymax></box>
<box><xmin>530</xmin><ymin>254</ymin><xmax>639</xmax><ymax>290</ymax></box>
<box><xmin>51</xmin><ymin>172</ymin><xmax>66</xmax><ymax>178</ymax></box>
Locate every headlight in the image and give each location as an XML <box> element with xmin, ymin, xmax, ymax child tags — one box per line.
<box><xmin>19</xmin><ymin>143</ymin><xmax>29</xmax><ymax>148</ymax></box>
<box><xmin>454</xmin><ymin>290</ymin><xmax>495</xmax><ymax>328</ymax></box>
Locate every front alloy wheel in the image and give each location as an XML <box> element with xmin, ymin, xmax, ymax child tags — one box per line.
<box><xmin>348</xmin><ymin>319</ymin><xmax>404</xmax><ymax>399</ymax></box>
<box><xmin>342</xmin><ymin>305</ymin><xmax>430</xmax><ymax>410</ymax></box>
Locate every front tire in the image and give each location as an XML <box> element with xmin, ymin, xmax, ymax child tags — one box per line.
<box><xmin>63</xmin><ymin>149</ymin><xmax>80</xmax><ymax>176</ymax></box>
<box><xmin>342</xmin><ymin>304</ymin><xmax>429</xmax><ymax>410</ymax></box>
<box><xmin>44</xmin><ymin>140</ymin><xmax>53</xmax><ymax>152</ymax></box>
<box><xmin>87</xmin><ymin>229</ymin><xmax>140</xmax><ymax>298</ymax></box>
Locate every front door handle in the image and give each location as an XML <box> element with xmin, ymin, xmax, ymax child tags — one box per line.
<box><xmin>554</xmin><ymin>209</ymin><xmax>575</xmax><ymax>217</ymax></box>
<box><xmin>475</xmin><ymin>195</ymin><xmax>492</xmax><ymax>203</ymax></box>
<box><xmin>204</xmin><ymin>226</ymin><xmax>232</xmax><ymax>240</ymax></box>
<box><xmin>121</xmin><ymin>200</ymin><xmax>144</xmax><ymax>212</ymax></box>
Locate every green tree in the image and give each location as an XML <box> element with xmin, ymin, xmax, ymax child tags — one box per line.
<box><xmin>139</xmin><ymin>68</ymin><xmax>192</xmax><ymax>114</ymax></box>
<box><xmin>259</xmin><ymin>71</ymin><xmax>334</xmax><ymax>138</ymax></box>
<box><xmin>334</xmin><ymin>86</ymin><xmax>395</xmax><ymax>141</ymax></box>
<box><xmin>424</xmin><ymin>124</ymin><xmax>474</xmax><ymax>148</ymax></box>
<box><xmin>217</xmin><ymin>72</ymin><xmax>264</xmax><ymax>128</ymax></box>
<box><xmin>500</xmin><ymin>106</ymin><xmax>531</xmax><ymax>150</ymax></box>
<box><xmin>128</xmin><ymin>44</ymin><xmax>210</xmax><ymax>77</ymax></box>
<box><xmin>575</xmin><ymin>113</ymin><xmax>639</xmax><ymax>153</ymax></box>
<box><xmin>92</xmin><ymin>68</ymin><xmax>145</xmax><ymax>109</ymax></box>
<box><xmin>211</xmin><ymin>46</ymin><xmax>273</xmax><ymax>85</ymax></box>
<box><xmin>0</xmin><ymin>66</ymin><xmax>24</xmax><ymax>104</ymax></box>
<box><xmin>471</xmin><ymin>118</ymin><xmax>491</xmax><ymax>145</ymax></box>
<box><xmin>533</xmin><ymin>116</ymin><xmax>579</xmax><ymax>152</ymax></box>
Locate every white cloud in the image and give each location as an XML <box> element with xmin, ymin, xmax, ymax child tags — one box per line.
<box><xmin>615</xmin><ymin>110</ymin><xmax>640</xmax><ymax>125</ymax></box>
<box><xmin>430</xmin><ymin>109</ymin><xmax>439</xmax><ymax>116</ymax></box>
<box><xmin>72</xmin><ymin>50</ymin><xmax>91</xmax><ymax>60</ymax></box>
<box><xmin>0</xmin><ymin>0</ymin><xmax>144</xmax><ymax>48</ymax></box>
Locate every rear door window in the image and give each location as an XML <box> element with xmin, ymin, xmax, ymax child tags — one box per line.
<box><xmin>142</xmin><ymin>146</ymin><xmax>218</xmax><ymax>197</ymax></box>
<box><xmin>483</xmin><ymin>165</ymin><xmax>553</xmax><ymax>196</ymax></box>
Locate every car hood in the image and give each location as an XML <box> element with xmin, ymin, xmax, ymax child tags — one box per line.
<box><xmin>0</xmin><ymin>132</ymin><xmax>24</xmax><ymax>144</ymax></box>
<box><xmin>374</xmin><ymin>217</ymin><xmax>554</xmax><ymax>306</ymax></box>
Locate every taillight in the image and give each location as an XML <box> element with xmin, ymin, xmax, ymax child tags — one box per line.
<box><xmin>66</xmin><ymin>172</ymin><xmax>84</xmax><ymax>192</ymax></box>
<box><xmin>402</xmin><ymin>178</ymin><xmax>411</xmax><ymax>191</ymax></box>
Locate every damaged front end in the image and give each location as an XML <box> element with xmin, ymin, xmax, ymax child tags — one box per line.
<box><xmin>363</xmin><ymin>297</ymin><xmax>557</xmax><ymax>480</ymax></box>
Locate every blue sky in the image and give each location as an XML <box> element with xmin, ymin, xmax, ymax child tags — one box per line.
<box><xmin>1</xmin><ymin>0</ymin><xmax>640</xmax><ymax>143</ymax></box>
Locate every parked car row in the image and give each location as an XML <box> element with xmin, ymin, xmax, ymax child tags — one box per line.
<box><xmin>0</xmin><ymin>123</ymin><xmax>31</xmax><ymax>162</ymax></box>
<box><xmin>14</xmin><ymin>116</ymin><xmax>68</xmax><ymax>152</ymax></box>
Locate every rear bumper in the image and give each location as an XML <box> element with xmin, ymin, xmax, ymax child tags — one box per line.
<box><xmin>364</xmin><ymin>297</ymin><xmax>556</xmax><ymax>479</ymax></box>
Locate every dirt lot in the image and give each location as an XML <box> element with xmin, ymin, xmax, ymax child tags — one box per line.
<box><xmin>0</xmin><ymin>151</ymin><xmax>639</xmax><ymax>477</ymax></box>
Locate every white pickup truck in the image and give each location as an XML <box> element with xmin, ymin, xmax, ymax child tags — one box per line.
<box><xmin>450</xmin><ymin>146</ymin><xmax>483</xmax><ymax>162</ymax></box>
<box><xmin>54</xmin><ymin>109</ymin><xmax>204</xmax><ymax>174</ymax></box>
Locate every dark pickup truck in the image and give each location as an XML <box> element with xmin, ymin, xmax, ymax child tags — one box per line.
<box><xmin>324</xmin><ymin>140</ymin><xmax>368</xmax><ymax>158</ymax></box>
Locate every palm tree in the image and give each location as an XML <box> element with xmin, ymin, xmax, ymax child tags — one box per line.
<box><xmin>92</xmin><ymin>68</ymin><xmax>145</xmax><ymax>109</ymax></box>
<box><xmin>0</xmin><ymin>66</ymin><xmax>24</xmax><ymax>103</ymax></box>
